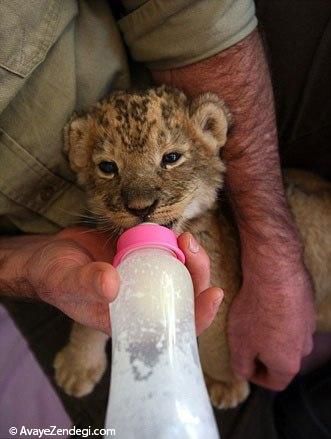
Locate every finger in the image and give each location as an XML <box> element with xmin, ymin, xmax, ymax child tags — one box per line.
<box><xmin>195</xmin><ymin>287</ymin><xmax>223</xmax><ymax>335</ymax></box>
<box><xmin>250</xmin><ymin>356</ymin><xmax>300</xmax><ymax>390</ymax></box>
<box><xmin>230</xmin><ymin>347</ymin><xmax>256</xmax><ymax>379</ymax></box>
<box><xmin>62</xmin><ymin>261</ymin><xmax>120</xmax><ymax>303</ymax></box>
<box><xmin>303</xmin><ymin>332</ymin><xmax>314</xmax><ymax>357</ymax></box>
<box><xmin>177</xmin><ymin>232</ymin><xmax>210</xmax><ymax>295</ymax></box>
<box><xmin>251</xmin><ymin>367</ymin><xmax>293</xmax><ymax>391</ymax></box>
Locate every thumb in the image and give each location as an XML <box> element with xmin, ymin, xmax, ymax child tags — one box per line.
<box><xmin>61</xmin><ymin>261</ymin><xmax>120</xmax><ymax>303</ymax></box>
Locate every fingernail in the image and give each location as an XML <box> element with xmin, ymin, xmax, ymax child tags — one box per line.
<box><xmin>189</xmin><ymin>235</ymin><xmax>200</xmax><ymax>253</ymax></box>
<box><xmin>213</xmin><ymin>293</ymin><xmax>223</xmax><ymax>311</ymax></box>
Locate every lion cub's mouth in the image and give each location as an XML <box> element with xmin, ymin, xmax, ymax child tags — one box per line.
<box><xmin>133</xmin><ymin>213</ymin><xmax>178</xmax><ymax>230</ymax></box>
<box><xmin>140</xmin><ymin>218</ymin><xmax>177</xmax><ymax>229</ymax></box>
<box><xmin>160</xmin><ymin>220</ymin><xmax>177</xmax><ymax>229</ymax></box>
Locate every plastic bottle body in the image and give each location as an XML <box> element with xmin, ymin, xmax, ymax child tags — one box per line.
<box><xmin>105</xmin><ymin>247</ymin><xmax>219</xmax><ymax>439</ymax></box>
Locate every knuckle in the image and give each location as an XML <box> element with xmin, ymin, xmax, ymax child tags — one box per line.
<box><xmin>53</xmin><ymin>243</ymin><xmax>91</xmax><ymax>270</ymax></box>
<box><xmin>286</xmin><ymin>361</ymin><xmax>300</xmax><ymax>377</ymax></box>
<box><xmin>29</xmin><ymin>241</ymin><xmax>91</xmax><ymax>294</ymax></box>
<box><xmin>272</xmin><ymin>381</ymin><xmax>289</xmax><ymax>391</ymax></box>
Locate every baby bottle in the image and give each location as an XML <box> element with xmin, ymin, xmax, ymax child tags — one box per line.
<box><xmin>104</xmin><ymin>223</ymin><xmax>219</xmax><ymax>439</ymax></box>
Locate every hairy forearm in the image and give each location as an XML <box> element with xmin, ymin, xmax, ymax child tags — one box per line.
<box><xmin>0</xmin><ymin>235</ymin><xmax>46</xmax><ymax>298</ymax></box>
<box><xmin>152</xmin><ymin>30</ymin><xmax>304</xmax><ymax>276</ymax></box>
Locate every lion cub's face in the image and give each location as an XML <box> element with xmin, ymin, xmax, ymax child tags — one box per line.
<box><xmin>65</xmin><ymin>86</ymin><xmax>230</xmax><ymax>233</ymax></box>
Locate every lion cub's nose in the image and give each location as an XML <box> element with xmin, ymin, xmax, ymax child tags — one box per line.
<box><xmin>125</xmin><ymin>198</ymin><xmax>159</xmax><ymax>219</ymax></box>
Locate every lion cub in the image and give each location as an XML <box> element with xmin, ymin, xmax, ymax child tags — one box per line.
<box><xmin>54</xmin><ymin>86</ymin><xmax>331</xmax><ymax>409</ymax></box>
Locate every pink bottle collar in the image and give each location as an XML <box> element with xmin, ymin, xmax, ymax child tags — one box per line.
<box><xmin>113</xmin><ymin>223</ymin><xmax>185</xmax><ymax>267</ymax></box>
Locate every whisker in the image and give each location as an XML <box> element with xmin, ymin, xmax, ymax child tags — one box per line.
<box><xmin>56</xmin><ymin>207</ymin><xmax>97</xmax><ymax>220</ymax></box>
<box><xmin>76</xmin><ymin>228</ymin><xmax>98</xmax><ymax>236</ymax></box>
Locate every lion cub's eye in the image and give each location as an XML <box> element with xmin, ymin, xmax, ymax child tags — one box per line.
<box><xmin>161</xmin><ymin>152</ymin><xmax>182</xmax><ymax>167</ymax></box>
<box><xmin>98</xmin><ymin>161</ymin><xmax>118</xmax><ymax>175</ymax></box>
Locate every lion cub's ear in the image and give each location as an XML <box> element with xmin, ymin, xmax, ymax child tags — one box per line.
<box><xmin>63</xmin><ymin>114</ymin><xmax>94</xmax><ymax>172</ymax></box>
<box><xmin>190</xmin><ymin>93</ymin><xmax>232</xmax><ymax>149</ymax></box>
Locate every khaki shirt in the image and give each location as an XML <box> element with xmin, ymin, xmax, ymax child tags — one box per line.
<box><xmin>0</xmin><ymin>0</ymin><xmax>256</xmax><ymax>235</ymax></box>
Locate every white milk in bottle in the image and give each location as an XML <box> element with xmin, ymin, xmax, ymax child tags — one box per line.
<box><xmin>104</xmin><ymin>223</ymin><xmax>219</xmax><ymax>439</ymax></box>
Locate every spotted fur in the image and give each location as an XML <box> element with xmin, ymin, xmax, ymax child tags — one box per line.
<box><xmin>64</xmin><ymin>86</ymin><xmax>230</xmax><ymax>234</ymax></box>
<box><xmin>55</xmin><ymin>86</ymin><xmax>331</xmax><ymax>409</ymax></box>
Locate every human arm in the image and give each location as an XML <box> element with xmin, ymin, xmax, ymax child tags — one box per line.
<box><xmin>152</xmin><ymin>29</ymin><xmax>315</xmax><ymax>389</ymax></box>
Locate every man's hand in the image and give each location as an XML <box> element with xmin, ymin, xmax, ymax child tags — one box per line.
<box><xmin>152</xmin><ymin>29</ymin><xmax>315</xmax><ymax>389</ymax></box>
<box><xmin>15</xmin><ymin>228</ymin><xmax>120</xmax><ymax>333</ymax></box>
<box><xmin>0</xmin><ymin>228</ymin><xmax>222</xmax><ymax>335</ymax></box>
<box><xmin>228</xmin><ymin>267</ymin><xmax>315</xmax><ymax>389</ymax></box>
